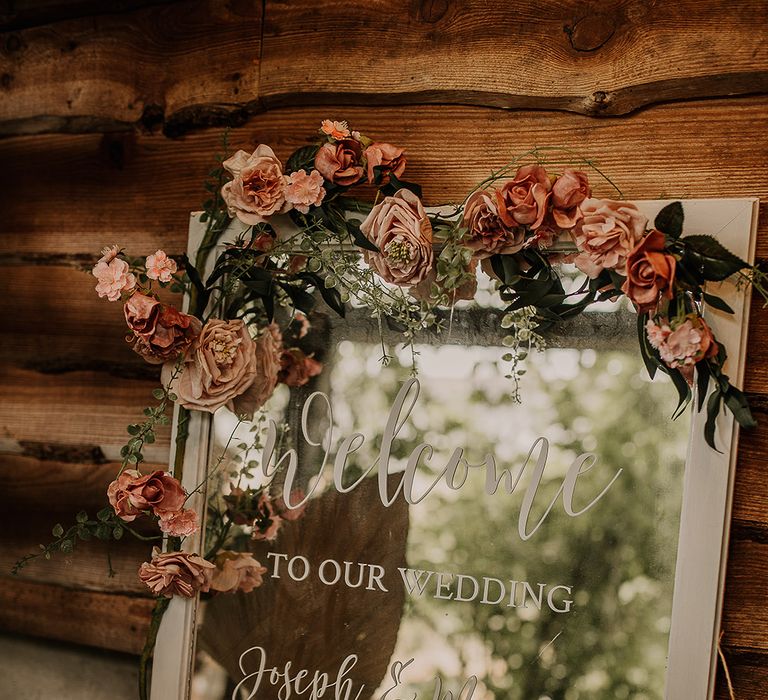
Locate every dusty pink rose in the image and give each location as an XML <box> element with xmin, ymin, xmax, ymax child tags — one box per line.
<box><xmin>320</xmin><ymin>119</ymin><xmax>350</xmax><ymax>140</ymax></box>
<box><xmin>278</xmin><ymin>348</ymin><xmax>322</xmax><ymax>388</ymax></box>
<box><xmin>163</xmin><ymin>319</ymin><xmax>262</xmax><ymax>414</ymax></box>
<box><xmin>551</xmin><ymin>169</ymin><xmax>591</xmax><ymax>229</ymax></box>
<box><xmin>360</xmin><ymin>189</ymin><xmax>434</xmax><ymax>287</ymax></box>
<box><xmin>314</xmin><ymin>138</ymin><xmax>364</xmax><ymax>186</ymax></box>
<box><xmin>462</xmin><ymin>189</ymin><xmax>525</xmax><ymax>258</ymax></box>
<box><xmin>145</xmin><ymin>250</ymin><xmax>178</xmax><ymax>283</ymax></box>
<box><xmin>158</xmin><ymin>508</ymin><xmax>199</xmax><ymax>537</ymax></box>
<box><xmin>124</xmin><ymin>292</ymin><xmax>201</xmax><ymax>364</ymax></box>
<box><xmin>272</xmin><ymin>489</ymin><xmax>308</xmax><ymax>522</ymax></box>
<box><xmin>252</xmin><ymin>493</ymin><xmax>282</xmax><ymax>541</ymax></box>
<box><xmin>221</xmin><ymin>146</ymin><xmax>289</xmax><ymax>225</ymax></box>
<box><xmin>231</xmin><ymin>323</ymin><xmax>283</xmax><ymax>418</ymax></box>
<box><xmin>93</xmin><ymin>257</ymin><xmax>136</xmax><ymax>301</ymax></box>
<box><xmin>573</xmin><ymin>199</ymin><xmax>648</xmax><ymax>278</ymax></box>
<box><xmin>496</xmin><ymin>165</ymin><xmax>552</xmax><ymax>230</ymax></box>
<box><xmin>284</xmin><ymin>169</ymin><xmax>326</xmax><ymax>214</ymax></box>
<box><xmin>622</xmin><ymin>229</ymin><xmax>676</xmax><ymax>312</ymax></box>
<box><xmin>138</xmin><ymin>547</ymin><xmax>215</xmax><ymax>598</ymax></box>
<box><xmin>209</xmin><ymin>551</ymin><xmax>267</xmax><ymax>594</ymax></box>
<box><xmin>364</xmin><ymin>142</ymin><xmax>407</xmax><ymax>184</ymax></box>
<box><xmin>107</xmin><ymin>469</ymin><xmax>186</xmax><ymax>522</ymax></box>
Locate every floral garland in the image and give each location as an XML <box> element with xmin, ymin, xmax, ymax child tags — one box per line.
<box><xmin>12</xmin><ymin>120</ymin><xmax>763</xmax><ymax>695</ymax></box>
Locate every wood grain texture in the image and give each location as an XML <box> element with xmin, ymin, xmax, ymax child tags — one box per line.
<box><xmin>721</xmin><ymin>540</ymin><xmax>768</xmax><ymax>653</ymax></box>
<box><xmin>0</xmin><ymin>577</ymin><xmax>152</xmax><ymax>654</ymax></box>
<box><xmin>1</xmin><ymin>99</ymin><xmax>767</xmax><ymax>258</ymax></box>
<box><xmin>0</xmin><ymin>0</ymin><xmax>262</xmax><ymax>136</ymax></box>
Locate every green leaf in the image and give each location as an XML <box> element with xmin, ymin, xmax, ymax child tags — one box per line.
<box><xmin>704</xmin><ymin>389</ymin><xmax>723</xmax><ymax>452</ymax></box>
<box><xmin>285</xmin><ymin>144</ymin><xmax>319</xmax><ymax>175</ymax></box>
<box><xmin>636</xmin><ymin>313</ymin><xmax>659</xmax><ymax>381</ymax></box>
<box><xmin>52</xmin><ymin>524</ymin><xmax>64</xmax><ymax>538</ymax></box>
<box><xmin>112</xmin><ymin>526</ymin><xmax>124</xmax><ymax>540</ymax></box>
<box><xmin>723</xmin><ymin>386</ymin><xmax>757</xmax><ymax>429</ymax></box>
<box><xmin>152</xmin><ymin>388</ymin><xmax>165</xmax><ymax>400</ymax></box>
<box><xmin>702</xmin><ymin>292</ymin><xmax>735</xmax><ymax>314</ymax></box>
<box><xmin>654</xmin><ymin>201</ymin><xmax>684</xmax><ymax>238</ymax></box>
<box><xmin>60</xmin><ymin>539</ymin><xmax>74</xmax><ymax>554</ymax></box>
<box><xmin>279</xmin><ymin>282</ymin><xmax>316</xmax><ymax>314</ymax></box>
<box><xmin>380</xmin><ymin>173</ymin><xmax>423</xmax><ymax>199</ymax></box>
<box><xmin>97</xmin><ymin>507</ymin><xmax>113</xmax><ymax>523</ymax></box>
<box><xmin>682</xmin><ymin>235</ymin><xmax>749</xmax><ymax>282</ymax></box>
<box><xmin>75</xmin><ymin>511</ymin><xmax>88</xmax><ymax>524</ymax></box>
<box><xmin>667</xmin><ymin>367</ymin><xmax>692</xmax><ymax>420</ymax></box>
<box><xmin>347</xmin><ymin>220</ymin><xmax>379</xmax><ymax>252</ymax></box>
<box><xmin>127</xmin><ymin>424</ymin><xmax>140</xmax><ymax>436</ymax></box>
<box><xmin>95</xmin><ymin>524</ymin><xmax>112</xmax><ymax>541</ymax></box>
<box><xmin>695</xmin><ymin>360</ymin><xmax>711</xmax><ymax>412</ymax></box>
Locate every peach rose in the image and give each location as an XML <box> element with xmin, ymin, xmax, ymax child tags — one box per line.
<box><xmin>209</xmin><ymin>551</ymin><xmax>267</xmax><ymax>594</ymax></box>
<box><xmin>284</xmin><ymin>169</ymin><xmax>326</xmax><ymax>214</ymax></box>
<box><xmin>145</xmin><ymin>250</ymin><xmax>178</xmax><ymax>283</ymax></box>
<box><xmin>462</xmin><ymin>189</ymin><xmax>525</xmax><ymax>258</ymax></box>
<box><xmin>622</xmin><ymin>230</ymin><xmax>676</xmax><ymax>312</ymax></box>
<box><xmin>138</xmin><ymin>547</ymin><xmax>215</xmax><ymax>598</ymax></box>
<box><xmin>231</xmin><ymin>323</ymin><xmax>282</xmax><ymax>418</ymax></box>
<box><xmin>158</xmin><ymin>508</ymin><xmax>199</xmax><ymax>537</ymax></box>
<box><xmin>221</xmin><ymin>146</ymin><xmax>289</xmax><ymax>225</ymax></box>
<box><xmin>360</xmin><ymin>189</ymin><xmax>434</xmax><ymax>287</ymax></box>
<box><xmin>573</xmin><ymin>199</ymin><xmax>648</xmax><ymax>279</ymax></box>
<box><xmin>314</xmin><ymin>138</ymin><xmax>364</xmax><ymax>186</ymax></box>
<box><xmin>93</xmin><ymin>257</ymin><xmax>136</xmax><ymax>301</ymax></box>
<box><xmin>271</xmin><ymin>489</ymin><xmax>308</xmax><ymax>522</ymax></box>
<box><xmin>278</xmin><ymin>348</ymin><xmax>322</xmax><ymax>388</ymax></box>
<box><xmin>551</xmin><ymin>169</ymin><xmax>591</xmax><ymax>229</ymax></box>
<box><xmin>252</xmin><ymin>493</ymin><xmax>282</xmax><ymax>541</ymax></box>
<box><xmin>124</xmin><ymin>292</ymin><xmax>201</xmax><ymax>364</ymax></box>
<box><xmin>107</xmin><ymin>469</ymin><xmax>186</xmax><ymax>522</ymax></box>
<box><xmin>364</xmin><ymin>142</ymin><xmax>407</xmax><ymax>184</ymax></box>
<box><xmin>163</xmin><ymin>318</ymin><xmax>264</xmax><ymax>413</ymax></box>
<box><xmin>496</xmin><ymin>164</ymin><xmax>552</xmax><ymax>230</ymax></box>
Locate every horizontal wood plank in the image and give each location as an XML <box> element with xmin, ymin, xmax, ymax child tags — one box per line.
<box><xmin>0</xmin><ymin>577</ymin><xmax>153</xmax><ymax>654</ymax></box>
<box><xmin>721</xmin><ymin>539</ymin><xmax>768</xmax><ymax>653</ymax></box>
<box><xmin>0</xmin><ymin>0</ymin><xmax>262</xmax><ymax>136</ymax></box>
<box><xmin>715</xmin><ymin>649</ymin><xmax>768</xmax><ymax>699</ymax></box>
<box><xmin>0</xmin><ymin>99</ymin><xmax>767</xmax><ymax>258</ymax></box>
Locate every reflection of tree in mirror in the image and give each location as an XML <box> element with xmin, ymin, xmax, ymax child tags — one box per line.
<box><xmin>331</xmin><ymin>343</ymin><xmax>688</xmax><ymax>700</ymax></box>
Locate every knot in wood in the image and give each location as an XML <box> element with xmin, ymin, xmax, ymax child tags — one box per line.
<box><xmin>565</xmin><ymin>13</ymin><xmax>616</xmax><ymax>52</ymax></box>
<box><xmin>418</xmin><ymin>0</ymin><xmax>449</xmax><ymax>23</ymax></box>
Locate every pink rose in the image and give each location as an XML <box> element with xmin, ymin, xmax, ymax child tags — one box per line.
<box><xmin>284</xmin><ymin>169</ymin><xmax>326</xmax><ymax>214</ymax></box>
<box><xmin>360</xmin><ymin>189</ymin><xmax>434</xmax><ymax>287</ymax></box>
<box><xmin>221</xmin><ymin>146</ymin><xmax>289</xmax><ymax>225</ymax></box>
<box><xmin>551</xmin><ymin>169</ymin><xmax>591</xmax><ymax>229</ymax></box>
<box><xmin>145</xmin><ymin>250</ymin><xmax>178</xmax><ymax>283</ymax></box>
<box><xmin>622</xmin><ymin>230</ymin><xmax>676</xmax><ymax>312</ymax></box>
<box><xmin>124</xmin><ymin>292</ymin><xmax>201</xmax><ymax>364</ymax></box>
<box><xmin>364</xmin><ymin>142</ymin><xmax>407</xmax><ymax>184</ymax></box>
<box><xmin>252</xmin><ymin>493</ymin><xmax>282</xmax><ymax>541</ymax></box>
<box><xmin>158</xmin><ymin>508</ymin><xmax>199</xmax><ymax>537</ymax></box>
<box><xmin>97</xmin><ymin>245</ymin><xmax>121</xmax><ymax>264</ymax></box>
<box><xmin>93</xmin><ymin>257</ymin><xmax>136</xmax><ymax>301</ymax></box>
<box><xmin>462</xmin><ymin>189</ymin><xmax>525</xmax><ymax>258</ymax></box>
<box><xmin>138</xmin><ymin>547</ymin><xmax>215</xmax><ymax>598</ymax></box>
<box><xmin>496</xmin><ymin>165</ymin><xmax>552</xmax><ymax>230</ymax></box>
<box><xmin>163</xmin><ymin>319</ymin><xmax>262</xmax><ymax>414</ymax></box>
<box><xmin>271</xmin><ymin>489</ymin><xmax>308</xmax><ymax>522</ymax></box>
<box><xmin>320</xmin><ymin>119</ymin><xmax>351</xmax><ymax>140</ymax></box>
<box><xmin>107</xmin><ymin>469</ymin><xmax>186</xmax><ymax>522</ymax></box>
<box><xmin>278</xmin><ymin>348</ymin><xmax>322</xmax><ymax>388</ymax></box>
<box><xmin>573</xmin><ymin>199</ymin><xmax>648</xmax><ymax>279</ymax></box>
<box><xmin>209</xmin><ymin>551</ymin><xmax>267</xmax><ymax>594</ymax></box>
<box><xmin>231</xmin><ymin>323</ymin><xmax>283</xmax><ymax>418</ymax></box>
<box><xmin>314</xmin><ymin>138</ymin><xmax>364</xmax><ymax>186</ymax></box>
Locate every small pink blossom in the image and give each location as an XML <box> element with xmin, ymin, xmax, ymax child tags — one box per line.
<box><xmin>646</xmin><ymin>315</ymin><xmax>718</xmax><ymax>384</ymax></box>
<box><xmin>646</xmin><ymin>319</ymin><xmax>671</xmax><ymax>349</ymax></box>
<box><xmin>98</xmin><ymin>245</ymin><xmax>121</xmax><ymax>264</ymax></box>
<box><xmin>284</xmin><ymin>169</ymin><xmax>326</xmax><ymax>214</ymax></box>
<box><xmin>158</xmin><ymin>509</ymin><xmax>199</xmax><ymax>537</ymax></box>
<box><xmin>320</xmin><ymin>119</ymin><xmax>350</xmax><ymax>139</ymax></box>
<box><xmin>93</xmin><ymin>257</ymin><xmax>136</xmax><ymax>301</ymax></box>
<box><xmin>145</xmin><ymin>250</ymin><xmax>178</xmax><ymax>283</ymax></box>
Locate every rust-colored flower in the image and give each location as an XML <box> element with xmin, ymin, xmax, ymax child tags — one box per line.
<box><xmin>221</xmin><ymin>146</ymin><xmax>289</xmax><ymax>225</ymax></box>
<box><xmin>551</xmin><ymin>169</ymin><xmax>591</xmax><ymax>229</ymax></box>
<box><xmin>278</xmin><ymin>347</ymin><xmax>322</xmax><ymax>388</ymax></box>
<box><xmin>360</xmin><ymin>189</ymin><xmax>434</xmax><ymax>287</ymax></box>
<box><xmin>209</xmin><ymin>551</ymin><xmax>267</xmax><ymax>594</ymax></box>
<box><xmin>314</xmin><ymin>138</ymin><xmax>364</xmax><ymax>186</ymax></box>
<box><xmin>107</xmin><ymin>469</ymin><xmax>186</xmax><ymax>521</ymax></box>
<box><xmin>622</xmin><ymin>230</ymin><xmax>677</xmax><ymax>312</ymax></box>
<box><xmin>231</xmin><ymin>323</ymin><xmax>283</xmax><ymax>418</ymax></box>
<box><xmin>138</xmin><ymin>547</ymin><xmax>215</xmax><ymax>598</ymax></box>
<box><xmin>462</xmin><ymin>189</ymin><xmax>525</xmax><ymax>258</ymax></box>
<box><xmin>271</xmin><ymin>489</ymin><xmax>308</xmax><ymax>522</ymax></box>
<box><xmin>496</xmin><ymin>164</ymin><xmax>552</xmax><ymax>230</ymax></box>
<box><xmin>252</xmin><ymin>493</ymin><xmax>282</xmax><ymax>541</ymax></box>
<box><xmin>364</xmin><ymin>142</ymin><xmax>407</xmax><ymax>183</ymax></box>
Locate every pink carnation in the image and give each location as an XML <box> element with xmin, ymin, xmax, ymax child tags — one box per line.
<box><xmin>159</xmin><ymin>508</ymin><xmax>199</xmax><ymax>537</ymax></box>
<box><xmin>93</xmin><ymin>257</ymin><xmax>136</xmax><ymax>302</ymax></box>
<box><xmin>145</xmin><ymin>250</ymin><xmax>178</xmax><ymax>283</ymax></box>
<box><xmin>284</xmin><ymin>169</ymin><xmax>326</xmax><ymax>214</ymax></box>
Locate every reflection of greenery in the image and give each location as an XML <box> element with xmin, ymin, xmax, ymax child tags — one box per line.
<box><xmin>331</xmin><ymin>344</ymin><xmax>688</xmax><ymax>699</ymax></box>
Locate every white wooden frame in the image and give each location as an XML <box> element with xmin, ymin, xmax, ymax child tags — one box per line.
<box><xmin>151</xmin><ymin>199</ymin><xmax>759</xmax><ymax>700</ymax></box>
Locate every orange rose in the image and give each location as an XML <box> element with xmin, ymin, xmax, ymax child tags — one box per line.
<box><xmin>107</xmin><ymin>469</ymin><xmax>186</xmax><ymax>521</ymax></box>
<box><xmin>622</xmin><ymin>230</ymin><xmax>676</xmax><ymax>312</ymax></box>
<box><xmin>125</xmin><ymin>294</ymin><xmax>201</xmax><ymax>365</ymax></box>
<box><xmin>314</xmin><ymin>138</ymin><xmax>364</xmax><ymax>186</ymax></box>
<box><xmin>496</xmin><ymin>164</ymin><xmax>552</xmax><ymax>230</ymax></box>
<box><xmin>462</xmin><ymin>189</ymin><xmax>525</xmax><ymax>258</ymax></box>
<box><xmin>364</xmin><ymin>142</ymin><xmax>406</xmax><ymax>183</ymax></box>
<box><xmin>278</xmin><ymin>347</ymin><xmax>322</xmax><ymax>388</ymax></box>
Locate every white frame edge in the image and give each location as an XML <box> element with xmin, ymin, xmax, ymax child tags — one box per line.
<box><xmin>150</xmin><ymin>200</ymin><xmax>760</xmax><ymax>700</ymax></box>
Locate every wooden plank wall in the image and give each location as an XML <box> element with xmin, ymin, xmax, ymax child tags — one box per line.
<box><xmin>0</xmin><ymin>0</ymin><xmax>766</xmax><ymax>695</ymax></box>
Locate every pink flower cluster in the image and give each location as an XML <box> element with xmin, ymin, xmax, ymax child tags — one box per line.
<box><xmin>92</xmin><ymin>246</ymin><xmax>136</xmax><ymax>301</ymax></box>
<box><xmin>646</xmin><ymin>315</ymin><xmax>718</xmax><ymax>380</ymax></box>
